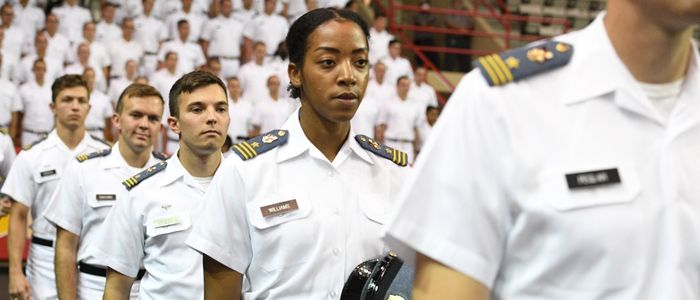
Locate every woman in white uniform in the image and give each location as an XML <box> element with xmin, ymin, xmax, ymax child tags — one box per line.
<box><xmin>186</xmin><ymin>8</ymin><xmax>411</xmax><ymax>299</ymax></box>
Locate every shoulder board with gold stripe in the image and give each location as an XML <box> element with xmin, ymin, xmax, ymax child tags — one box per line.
<box><xmin>354</xmin><ymin>135</ymin><xmax>408</xmax><ymax>167</ymax></box>
<box><xmin>122</xmin><ymin>161</ymin><xmax>167</xmax><ymax>191</ymax></box>
<box><xmin>76</xmin><ymin>148</ymin><xmax>112</xmax><ymax>162</ymax></box>
<box><xmin>232</xmin><ymin>129</ymin><xmax>288</xmax><ymax>161</ymax></box>
<box><xmin>90</xmin><ymin>134</ymin><xmax>111</xmax><ymax>147</ymax></box>
<box><xmin>473</xmin><ymin>40</ymin><xmax>573</xmax><ymax>86</ymax></box>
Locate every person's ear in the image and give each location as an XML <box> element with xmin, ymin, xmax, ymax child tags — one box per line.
<box><xmin>288</xmin><ymin>62</ymin><xmax>302</xmax><ymax>90</ymax></box>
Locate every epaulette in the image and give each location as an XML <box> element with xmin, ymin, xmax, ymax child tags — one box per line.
<box><xmin>122</xmin><ymin>161</ymin><xmax>167</xmax><ymax>191</ymax></box>
<box><xmin>152</xmin><ymin>151</ymin><xmax>170</xmax><ymax>161</ymax></box>
<box><xmin>23</xmin><ymin>136</ymin><xmax>47</xmax><ymax>150</ymax></box>
<box><xmin>355</xmin><ymin>135</ymin><xmax>408</xmax><ymax>167</ymax></box>
<box><xmin>0</xmin><ymin>127</ymin><xmax>8</xmax><ymax>135</ymax></box>
<box><xmin>473</xmin><ymin>40</ymin><xmax>573</xmax><ymax>86</ymax></box>
<box><xmin>76</xmin><ymin>148</ymin><xmax>111</xmax><ymax>162</ymax></box>
<box><xmin>232</xmin><ymin>129</ymin><xmax>288</xmax><ymax>161</ymax></box>
<box><xmin>90</xmin><ymin>135</ymin><xmax>111</xmax><ymax>147</ymax></box>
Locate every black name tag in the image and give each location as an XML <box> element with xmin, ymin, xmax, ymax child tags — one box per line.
<box><xmin>40</xmin><ymin>170</ymin><xmax>56</xmax><ymax>177</ymax></box>
<box><xmin>96</xmin><ymin>194</ymin><xmax>116</xmax><ymax>201</ymax></box>
<box><xmin>566</xmin><ymin>168</ymin><xmax>621</xmax><ymax>190</ymax></box>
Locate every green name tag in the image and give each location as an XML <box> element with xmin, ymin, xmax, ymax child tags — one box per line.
<box><xmin>152</xmin><ymin>215</ymin><xmax>182</xmax><ymax>228</ymax></box>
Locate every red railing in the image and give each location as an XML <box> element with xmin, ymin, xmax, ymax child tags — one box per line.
<box><xmin>377</xmin><ymin>0</ymin><xmax>573</xmax><ymax>102</ymax></box>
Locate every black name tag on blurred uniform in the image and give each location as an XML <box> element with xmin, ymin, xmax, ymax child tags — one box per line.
<box><xmin>40</xmin><ymin>170</ymin><xmax>56</xmax><ymax>177</ymax></box>
<box><xmin>565</xmin><ymin>168</ymin><xmax>621</xmax><ymax>189</ymax></box>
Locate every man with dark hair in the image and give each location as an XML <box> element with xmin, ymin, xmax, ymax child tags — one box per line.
<box><xmin>377</xmin><ymin>75</ymin><xmax>422</xmax><ymax>164</ymax></box>
<box><xmin>94</xmin><ymin>71</ymin><xmax>230</xmax><ymax>299</ymax></box>
<box><xmin>3</xmin><ymin>74</ymin><xmax>110</xmax><ymax>300</ymax></box>
<box><xmin>158</xmin><ymin>19</ymin><xmax>206</xmax><ymax>75</ymax></box>
<box><xmin>45</xmin><ymin>83</ymin><xmax>166</xmax><ymax>299</ymax></box>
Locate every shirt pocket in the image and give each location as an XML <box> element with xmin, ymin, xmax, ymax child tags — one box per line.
<box><xmin>545</xmin><ymin>162</ymin><xmax>641</xmax><ymax>211</ymax></box>
<box><xmin>359</xmin><ymin>193</ymin><xmax>389</xmax><ymax>225</ymax></box>
<box><xmin>34</xmin><ymin>166</ymin><xmax>61</xmax><ymax>183</ymax></box>
<box><xmin>246</xmin><ymin>195</ymin><xmax>314</xmax><ymax>272</ymax></box>
<box><xmin>86</xmin><ymin>190</ymin><xmax>120</xmax><ymax>208</ymax></box>
<box><xmin>145</xmin><ymin>211</ymin><xmax>192</xmax><ymax>238</ymax></box>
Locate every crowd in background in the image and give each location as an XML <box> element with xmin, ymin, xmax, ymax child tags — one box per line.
<box><xmin>0</xmin><ymin>0</ymin><xmax>442</xmax><ymax>160</ymax></box>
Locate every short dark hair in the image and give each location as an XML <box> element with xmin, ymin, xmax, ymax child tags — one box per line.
<box><xmin>116</xmin><ymin>83</ymin><xmax>165</xmax><ymax>113</ymax></box>
<box><xmin>389</xmin><ymin>39</ymin><xmax>401</xmax><ymax>46</ymax></box>
<box><xmin>396</xmin><ymin>75</ymin><xmax>410</xmax><ymax>85</ymax></box>
<box><xmin>426</xmin><ymin>105</ymin><xmax>439</xmax><ymax>114</ymax></box>
<box><xmin>177</xmin><ymin>19</ymin><xmax>189</xmax><ymax>28</ymax></box>
<box><xmin>286</xmin><ymin>8</ymin><xmax>370</xmax><ymax>99</ymax></box>
<box><xmin>51</xmin><ymin>74</ymin><xmax>89</xmax><ymax>103</ymax></box>
<box><xmin>168</xmin><ymin>71</ymin><xmax>227</xmax><ymax>118</ymax></box>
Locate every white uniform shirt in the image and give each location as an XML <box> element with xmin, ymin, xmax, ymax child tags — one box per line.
<box><xmin>91</xmin><ymin>154</ymin><xmax>210</xmax><ymax>300</ymax></box>
<box><xmin>232</xmin><ymin>8</ymin><xmax>255</xmax><ymax>24</ymax></box>
<box><xmin>134</xmin><ymin>14</ymin><xmax>168</xmax><ymax>54</ymax></box>
<box><xmin>243</xmin><ymin>13</ymin><xmax>289</xmax><ymax>56</ymax></box>
<box><xmin>380</xmin><ymin>56</ymin><xmax>413</xmax><ymax>89</ymax></box>
<box><xmin>201</xmin><ymin>15</ymin><xmax>244</xmax><ymax>58</ymax></box>
<box><xmin>186</xmin><ymin>110</ymin><xmax>410</xmax><ymax>299</ymax></box>
<box><xmin>2</xmin><ymin>26</ymin><xmax>26</xmax><ymax>59</ymax></box>
<box><xmin>43</xmin><ymin>32</ymin><xmax>72</xmax><ymax>65</ymax></box>
<box><xmin>377</xmin><ymin>96</ymin><xmax>422</xmax><ymax>141</ymax></box>
<box><xmin>365</xmin><ymin>79</ymin><xmax>395</xmax><ymax>103</ymax></box>
<box><xmin>63</xmin><ymin>63</ymin><xmax>108</xmax><ymax>93</ymax></box>
<box><xmin>227</xmin><ymin>98</ymin><xmax>254</xmax><ymax>142</ymax></box>
<box><xmin>407</xmin><ymin>81</ymin><xmax>438</xmax><ymax>110</ymax></box>
<box><xmin>152</xmin><ymin>0</ymin><xmax>180</xmax><ymax>20</ymax></box>
<box><xmin>383</xmin><ymin>14</ymin><xmax>700</xmax><ymax>299</ymax></box>
<box><xmin>166</xmin><ymin>10</ymin><xmax>206</xmax><ymax>42</ymax></box>
<box><xmin>368</xmin><ymin>28</ymin><xmax>393</xmax><ymax>65</ymax></box>
<box><xmin>95</xmin><ymin>21</ymin><xmax>122</xmax><ymax>44</ymax></box>
<box><xmin>13</xmin><ymin>3</ymin><xmax>44</xmax><ymax>42</ymax></box>
<box><xmin>251</xmin><ymin>96</ymin><xmax>296</xmax><ymax>133</ymax></box>
<box><xmin>15</xmin><ymin>54</ymin><xmax>63</xmax><ymax>84</ymax></box>
<box><xmin>108</xmin><ymin>38</ymin><xmax>144</xmax><ymax>78</ymax></box>
<box><xmin>108</xmin><ymin>77</ymin><xmax>133</xmax><ymax>107</ymax></box>
<box><xmin>45</xmin><ymin>144</ymin><xmax>163</xmax><ymax>266</ymax></box>
<box><xmin>0</xmin><ymin>132</ymin><xmax>15</xmax><ymax>181</ymax></box>
<box><xmin>158</xmin><ymin>39</ymin><xmax>205</xmax><ymax>75</ymax></box>
<box><xmin>149</xmin><ymin>69</ymin><xmax>180</xmax><ymax>102</ymax></box>
<box><xmin>351</xmin><ymin>94</ymin><xmax>381</xmax><ymax>138</ymax></box>
<box><xmin>69</xmin><ymin>40</ymin><xmax>112</xmax><ymax>70</ymax></box>
<box><xmin>0</xmin><ymin>78</ymin><xmax>21</xmax><ymax>127</ymax></box>
<box><xmin>1</xmin><ymin>131</ymin><xmax>108</xmax><ymax>240</ymax></box>
<box><xmin>84</xmin><ymin>90</ymin><xmax>113</xmax><ymax>132</ymax></box>
<box><xmin>18</xmin><ymin>80</ymin><xmax>53</xmax><ymax>132</ymax></box>
<box><xmin>52</xmin><ymin>4</ymin><xmax>92</xmax><ymax>43</ymax></box>
<box><xmin>237</xmin><ymin>61</ymin><xmax>274</xmax><ymax>103</ymax></box>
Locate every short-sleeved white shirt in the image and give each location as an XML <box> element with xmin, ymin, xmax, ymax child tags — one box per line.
<box><xmin>2</xmin><ymin>26</ymin><xmax>26</xmax><ymax>59</ymax></box>
<box><xmin>200</xmin><ymin>15</ymin><xmax>244</xmax><ymax>58</ymax></box>
<box><xmin>232</xmin><ymin>8</ymin><xmax>255</xmax><ymax>24</ymax></box>
<box><xmin>377</xmin><ymin>96</ymin><xmax>422</xmax><ymax>141</ymax></box>
<box><xmin>90</xmin><ymin>154</ymin><xmax>212</xmax><ymax>300</ymax></box>
<box><xmin>13</xmin><ymin>3</ymin><xmax>44</xmax><ymax>42</ymax></box>
<box><xmin>63</xmin><ymin>63</ymin><xmax>108</xmax><ymax>93</ymax></box>
<box><xmin>108</xmin><ymin>77</ymin><xmax>133</xmax><ymax>107</ymax></box>
<box><xmin>242</xmin><ymin>13</ymin><xmax>289</xmax><ymax>56</ymax></box>
<box><xmin>383</xmin><ymin>14</ymin><xmax>700</xmax><ymax>299</ymax></box>
<box><xmin>407</xmin><ymin>81</ymin><xmax>438</xmax><ymax>110</ymax></box>
<box><xmin>18</xmin><ymin>80</ymin><xmax>53</xmax><ymax>132</ymax></box>
<box><xmin>158</xmin><ymin>39</ymin><xmax>205</xmax><ymax>75</ymax></box>
<box><xmin>368</xmin><ymin>28</ymin><xmax>393</xmax><ymax>65</ymax></box>
<box><xmin>134</xmin><ymin>15</ymin><xmax>168</xmax><ymax>54</ymax></box>
<box><xmin>186</xmin><ymin>109</ymin><xmax>410</xmax><ymax>299</ymax></box>
<box><xmin>0</xmin><ymin>78</ymin><xmax>21</xmax><ymax>126</ymax></box>
<box><xmin>68</xmin><ymin>40</ymin><xmax>112</xmax><ymax>70</ymax></box>
<box><xmin>251</xmin><ymin>96</ymin><xmax>296</xmax><ymax>133</ymax></box>
<box><xmin>380</xmin><ymin>56</ymin><xmax>413</xmax><ymax>89</ymax></box>
<box><xmin>227</xmin><ymin>98</ymin><xmax>254</xmax><ymax>142</ymax></box>
<box><xmin>95</xmin><ymin>21</ymin><xmax>123</xmax><ymax>44</ymax></box>
<box><xmin>1</xmin><ymin>131</ymin><xmax>109</xmax><ymax>239</ymax></box>
<box><xmin>43</xmin><ymin>32</ymin><xmax>72</xmax><ymax>64</ymax></box>
<box><xmin>149</xmin><ymin>69</ymin><xmax>181</xmax><ymax>104</ymax></box>
<box><xmin>351</xmin><ymin>94</ymin><xmax>381</xmax><ymax>138</ymax></box>
<box><xmin>45</xmin><ymin>144</ymin><xmax>163</xmax><ymax>266</ymax></box>
<box><xmin>365</xmin><ymin>78</ymin><xmax>395</xmax><ymax>103</ymax></box>
<box><xmin>165</xmin><ymin>10</ymin><xmax>206</xmax><ymax>43</ymax></box>
<box><xmin>237</xmin><ymin>61</ymin><xmax>274</xmax><ymax>103</ymax></box>
<box><xmin>15</xmin><ymin>54</ymin><xmax>63</xmax><ymax>85</ymax></box>
<box><xmin>108</xmin><ymin>38</ymin><xmax>144</xmax><ymax>78</ymax></box>
<box><xmin>52</xmin><ymin>4</ymin><xmax>92</xmax><ymax>44</ymax></box>
<box><xmin>84</xmin><ymin>90</ymin><xmax>113</xmax><ymax>130</ymax></box>
<box><xmin>0</xmin><ymin>132</ymin><xmax>16</xmax><ymax>181</ymax></box>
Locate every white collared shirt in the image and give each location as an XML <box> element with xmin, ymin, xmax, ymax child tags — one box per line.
<box><xmin>52</xmin><ymin>4</ymin><xmax>92</xmax><ymax>43</ymax></box>
<box><xmin>2</xmin><ymin>26</ymin><xmax>26</xmax><ymax>59</ymax></box>
<box><xmin>1</xmin><ymin>131</ymin><xmax>109</xmax><ymax>239</ymax></box>
<box><xmin>186</xmin><ymin>108</ymin><xmax>411</xmax><ymax>299</ymax></box>
<box><xmin>242</xmin><ymin>13</ymin><xmax>289</xmax><ymax>56</ymax></box>
<box><xmin>0</xmin><ymin>132</ymin><xmax>16</xmax><ymax>182</ymax></box>
<box><xmin>18</xmin><ymin>80</ymin><xmax>53</xmax><ymax>132</ymax></box>
<box><xmin>237</xmin><ymin>61</ymin><xmax>274</xmax><ymax>103</ymax></box>
<box><xmin>379</xmin><ymin>56</ymin><xmax>413</xmax><ymax>89</ymax></box>
<box><xmin>91</xmin><ymin>153</ymin><xmax>212</xmax><ymax>300</ymax></box>
<box><xmin>383</xmin><ymin>13</ymin><xmax>700</xmax><ymax>299</ymax></box>
<box><xmin>377</xmin><ymin>96</ymin><xmax>422</xmax><ymax>141</ymax></box>
<box><xmin>201</xmin><ymin>15</ymin><xmax>244</xmax><ymax>58</ymax></box>
<box><xmin>84</xmin><ymin>90</ymin><xmax>113</xmax><ymax>130</ymax></box>
<box><xmin>165</xmin><ymin>10</ymin><xmax>206</xmax><ymax>43</ymax></box>
<box><xmin>251</xmin><ymin>96</ymin><xmax>297</xmax><ymax>133</ymax></box>
<box><xmin>0</xmin><ymin>78</ymin><xmax>20</xmax><ymax>126</ymax></box>
<box><xmin>134</xmin><ymin>14</ymin><xmax>168</xmax><ymax>54</ymax></box>
<box><xmin>12</xmin><ymin>3</ymin><xmax>44</xmax><ymax>42</ymax></box>
<box><xmin>368</xmin><ymin>28</ymin><xmax>393</xmax><ymax>65</ymax></box>
<box><xmin>95</xmin><ymin>21</ymin><xmax>122</xmax><ymax>44</ymax></box>
<box><xmin>227</xmin><ymin>97</ymin><xmax>255</xmax><ymax>142</ymax></box>
<box><xmin>351</xmin><ymin>94</ymin><xmax>381</xmax><ymax>138</ymax></box>
<box><xmin>408</xmin><ymin>81</ymin><xmax>438</xmax><ymax>110</ymax></box>
<box><xmin>108</xmin><ymin>38</ymin><xmax>144</xmax><ymax>78</ymax></box>
<box><xmin>158</xmin><ymin>39</ymin><xmax>205</xmax><ymax>75</ymax></box>
<box><xmin>45</xmin><ymin>143</ymin><xmax>164</xmax><ymax>265</ymax></box>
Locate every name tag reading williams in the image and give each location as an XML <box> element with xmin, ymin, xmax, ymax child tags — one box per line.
<box><xmin>260</xmin><ymin>199</ymin><xmax>299</xmax><ymax>218</ymax></box>
<box><xmin>565</xmin><ymin>168</ymin><xmax>621</xmax><ymax>190</ymax></box>
<box><xmin>40</xmin><ymin>170</ymin><xmax>57</xmax><ymax>177</ymax></box>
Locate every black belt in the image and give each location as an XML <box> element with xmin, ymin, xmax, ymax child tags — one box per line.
<box><xmin>31</xmin><ymin>236</ymin><xmax>53</xmax><ymax>247</ymax></box>
<box><xmin>386</xmin><ymin>138</ymin><xmax>414</xmax><ymax>144</ymax></box>
<box><xmin>79</xmin><ymin>262</ymin><xmax>146</xmax><ymax>280</ymax></box>
<box><xmin>85</xmin><ymin>127</ymin><xmax>104</xmax><ymax>131</ymax></box>
<box><xmin>23</xmin><ymin>129</ymin><xmax>50</xmax><ymax>135</ymax></box>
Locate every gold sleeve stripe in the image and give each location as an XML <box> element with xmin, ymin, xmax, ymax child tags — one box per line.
<box><xmin>478</xmin><ymin>57</ymin><xmax>500</xmax><ymax>85</ymax></box>
<box><xmin>392</xmin><ymin>149</ymin><xmax>398</xmax><ymax>163</ymax></box>
<box><xmin>241</xmin><ymin>142</ymin><xmax>258</xmax><ymax>157</ymax></box>
<box><xmin>484</xmin><ymin>55</ymin><xmax>507</xmax><ymax>85</ymax></box>
<box><xmin>233</xmin><ymin>144</ymin><xmax>251</xmax><ymax>159</ymax></box>
<box><xmin>491</xmin><ymin>55</ymin><xmax>514</xmax><ymax>82</ymax></box>
<box><xmin>400</xmin><ymin>151</ymin><xmax>407</xmax><ymax>166</ymax></box>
